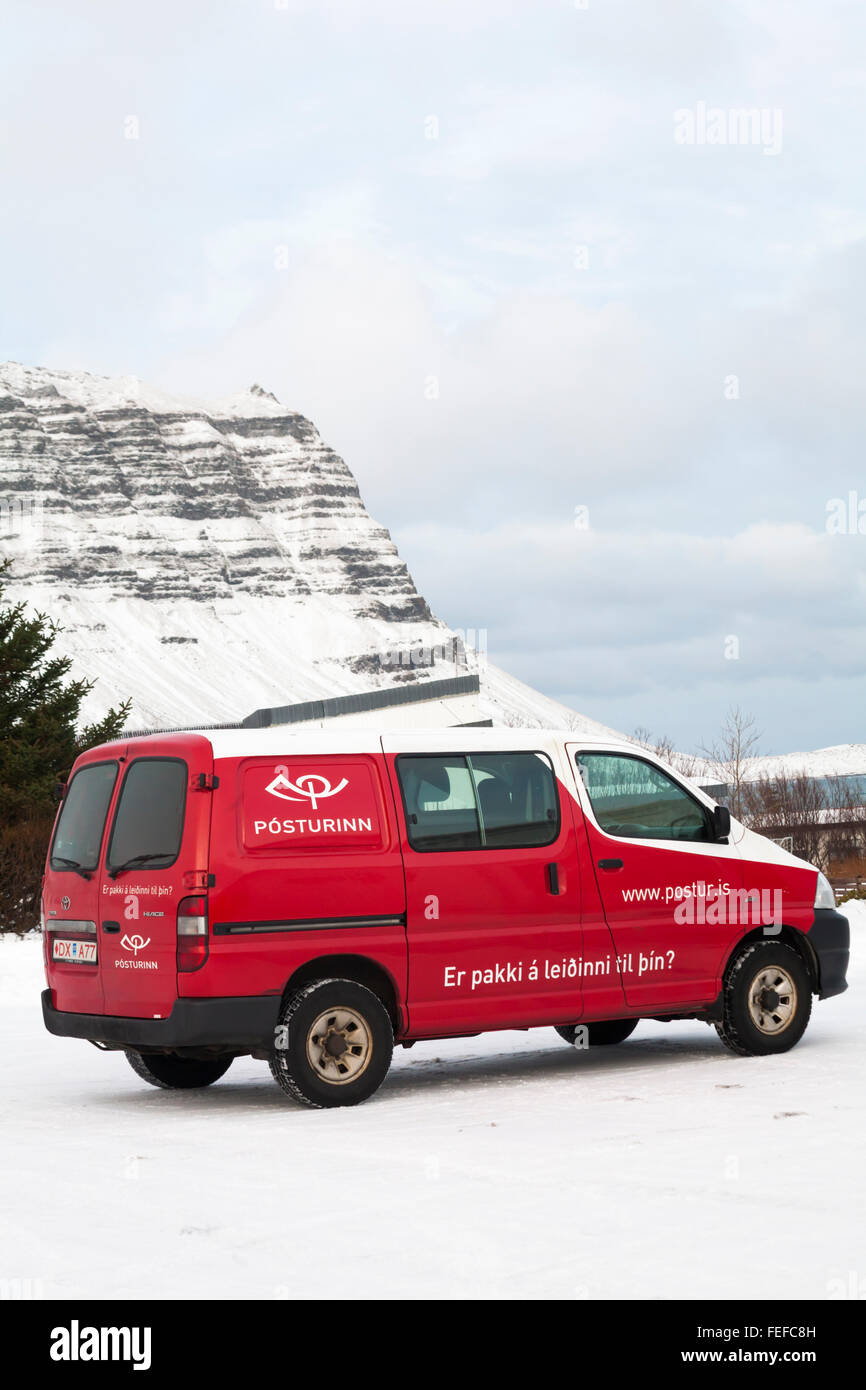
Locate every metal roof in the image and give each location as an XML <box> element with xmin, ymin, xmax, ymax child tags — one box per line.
<box><xmin>120</xmin><ymin>674</ymin><xmax>483</xmax><ymax>740</ymax></box>
<box><xmin>241</xmin><ymin>674</ymin><xmax>481</xmax><ymax>728</ymax></box>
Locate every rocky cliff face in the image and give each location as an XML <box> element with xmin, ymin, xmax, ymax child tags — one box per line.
<box><xmin>0</xmin><ymin>361</ymin><xmax>618</xmax><ymax>738</ymax></box>
<box><xmin>0</xmin><ymin>365</ymin><xmax>431</xmax><ymax>612</ymax></box>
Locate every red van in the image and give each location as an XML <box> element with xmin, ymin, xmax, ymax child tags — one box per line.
<box><xmin>41</xmin><ymin>728</ymin><xmax>849</xmax><ymax>1107</ymax></box>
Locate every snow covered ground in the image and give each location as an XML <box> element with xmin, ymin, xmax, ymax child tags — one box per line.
<box><xmin>1</xmin><ymin>908</ymin><xmax>863</xmax><ymax>1301</ymax></box>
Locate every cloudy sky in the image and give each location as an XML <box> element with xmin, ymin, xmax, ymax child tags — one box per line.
<box><xmin>3</xmin><ymin>0</ymin><xmax>866</xmax><ymax>754</ymax></box>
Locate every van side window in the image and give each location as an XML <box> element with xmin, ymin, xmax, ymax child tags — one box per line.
<box><xmin>397</xmin><ymin>756</ymin><xmax>482</xmax><ymax>851</ymax></box>
<box><xmin>577</xmin><ymin>752</ymin><xmax>709</xmax><ymax>842</ymax></box>
<box><xmin>469</xmin><ymin>753</ymin><xmax>559</xmax><ymax>847</ymax></box>
<box><xmin>397</xmin><ymin>752</ymin><xmax>559</xmax><ymax>851</ymax></box>
<box><xmin>50</xmin><ymin>761</ymin><xmax>118</xmax><ymax>872</ymax></box>
<box><xmin>107</xmin><ymin>759</ymin><xmax>188</xmax><ymax>872</ymax></box>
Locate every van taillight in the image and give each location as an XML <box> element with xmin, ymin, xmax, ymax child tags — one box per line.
<box><xmin>177</xmin><ymin>895</ymin><xmax>208</xmax><ymax>972</ymax></box>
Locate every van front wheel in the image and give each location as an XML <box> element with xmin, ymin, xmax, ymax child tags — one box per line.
<box><xmin>715</xmin><ymin>942</ymin><xmax>812</xmax><ymax>1056</ymax></box>
<box><xmin>125</xmin><ymin>1050</ymin><xmax>233</xmax><ymax>1089</ymax></box>
<box><xmin>270</xmin><ymin>978</ymin><xmax>393</xmax><ymax>1108</ymax></box>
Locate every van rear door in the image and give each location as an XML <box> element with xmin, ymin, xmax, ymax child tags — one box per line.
<box><xmin>44</xmin><ymin>757</ymin><xmax>120</xmax><ymax>1016</ymax></box>
<box><xmin>99</xmin><ymin>738</ymin><xmax>213</xmax><ymax>1020</ymax></box>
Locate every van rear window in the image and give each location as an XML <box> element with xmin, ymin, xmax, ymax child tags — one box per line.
<box><xmin>107</xmin><ymin>759</ymin><xmax>187</xmax><ymax>873</ymax></box>
<box><xmin>50</xmin><ymin>761</ymin><xmax>118</xmax><ymax>873</ymax></box>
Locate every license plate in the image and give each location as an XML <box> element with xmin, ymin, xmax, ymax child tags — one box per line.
<box><xmin>52</xmin><ymin>938</ymin><xmax>97</xmax><ymax>964</ymax></box>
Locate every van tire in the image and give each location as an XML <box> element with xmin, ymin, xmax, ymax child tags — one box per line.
<box><xmin>269</xmin><ymin>978</ymin><xmax>393</xmax><ymax>1108</ymax></box>
<box><xmin>555</xmin><ymin>1019</ymin><xmax>639</xmax><ymax>1047</ymax></box>
<box><xmin>715</xmin><ymin>941</ymin><xmax>812</xmax><ymax>1057</ymax></box>
<box><xmin>124</xmin><ymin>1050</ymin><xmax>233</xmax><ymax>1089</ymax></box>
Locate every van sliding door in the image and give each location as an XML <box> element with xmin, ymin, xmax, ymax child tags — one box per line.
<box><xmin>384</xmin><ymin>740</ymin><xmax>584</xmax><ymax>1036</ymax></box>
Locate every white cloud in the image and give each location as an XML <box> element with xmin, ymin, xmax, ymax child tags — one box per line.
<box><xmin>5</xmin><ymin>0</ymin><xmax>866</xmax><ymax>753</ymax></box>
<box><xmin>394</xmin><ymin>516</ymin><xmax>866</xmax><ymax>744</ymax></box>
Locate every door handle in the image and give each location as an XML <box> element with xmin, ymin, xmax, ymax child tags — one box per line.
<box><xmin>597</xmin><ymin>858</ymin><xmax>624</xmax><ymax>871</ymax></box>
<box><xmin>546</xmin><ymin>862</ymin><xmax>560</xmax><ymax>895</ymax></box>
<box><xmin>102</xmin><ymin>920</ymin><xmax>120</xmax><ymax>933</ymax></box>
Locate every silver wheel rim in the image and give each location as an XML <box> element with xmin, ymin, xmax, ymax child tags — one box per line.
<box><xmin>747</xmin><ymin>966</ymin><xmax>798</xmax><ymax>1035</ymax></box>
<box><xmin>306</xmin><ymin>1007</ymin><xmax>372</xmax><ymax>1085</ymax></box>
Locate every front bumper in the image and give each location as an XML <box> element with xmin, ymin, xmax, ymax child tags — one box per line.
<box><xmin>808</xmin><ymin>908</ymin><xmax>850</xmax><ymax>999</ymax></box>
<box><xmin>41</xmin><ymin>989</ymin><xmax>281</xmax><ymax>1052</ymax></box>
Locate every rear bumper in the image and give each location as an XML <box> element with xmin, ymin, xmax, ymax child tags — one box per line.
<box><xmin>41</xmin><ymin>989</ymin><xmax>281</xmax><ymax>1051</ymax></box>
<box><xmin>808</xmin><ymin>908</ymin><xmax>850</xmax><ymax>999</ymax></box>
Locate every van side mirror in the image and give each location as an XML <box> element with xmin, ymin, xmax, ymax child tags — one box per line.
<box><xmin>52</xmin><ymin>780</ymin><xmax>66</xmax><ymax>803</ymax></box>
<box><xmin>712</xmin><ymin>804</ymin><xmax>731</xmax><ymax>841</ymax></box>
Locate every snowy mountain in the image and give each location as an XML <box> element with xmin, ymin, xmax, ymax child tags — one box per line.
<box><xmin>688</xmin><ymin>743</ymin><xmax>866</xmax><ymax>786</ymax></box>
<box><xmin>740</xmin><ymin>744</ymin><xmax>866</xmax><ymax>782</ymax></box>
<box><xmin>0</xmin><ymin>361</ymin><xmax>622</xmax><ymax>738</ymax></box>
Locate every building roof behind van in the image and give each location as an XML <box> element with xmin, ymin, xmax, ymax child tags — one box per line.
<box><xmin>120</xmin><ymin>675</ymin><xmax>490</xmax><ymax>741</ymax></box>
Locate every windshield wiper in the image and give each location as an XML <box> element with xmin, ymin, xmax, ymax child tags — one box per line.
<box><xmin>51</xmin><ymin>856</ymin><xmax>92</xmax><ymax>880</ymax></box>
<box><xmin>108</xmin><ymin>852</ymin><xmax>172</xmax><ymax>879</ymax></box>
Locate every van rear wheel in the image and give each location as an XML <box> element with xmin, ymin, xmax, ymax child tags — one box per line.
<box><xmin>125</xmin><ymin>1050</ymin><xmax>233</xmax><ymax>1089</ymax></box>
<box><xmin>555</xmin><ymin>1019</ymin><xmax>638</xmax><ymax>1047</ymax></box>
<box><xmin>715</xmin><ymin>941</ymin><xmax>811</xmax><ymax>1056</ymax></box>
<box><xmin>269</xmin><ymin>978</ymin><xmax>393</xmax><ymax>1108</ymax></box>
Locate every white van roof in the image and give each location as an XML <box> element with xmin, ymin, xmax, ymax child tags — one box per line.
<box><xmin>206</xmin><ymin>725</ymin><xmax>638</xmax><ymax>761</ymax></box>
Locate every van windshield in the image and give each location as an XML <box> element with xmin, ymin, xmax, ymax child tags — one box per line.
<box><xmin>50</xmin><ymin>761</ymin><xmax>118</xmax><ymax>873</ymax></box>
<box><xmin>107</xmin><ymin>759</ymin><xmax>188</xmax><ymax>874</ymax></box>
